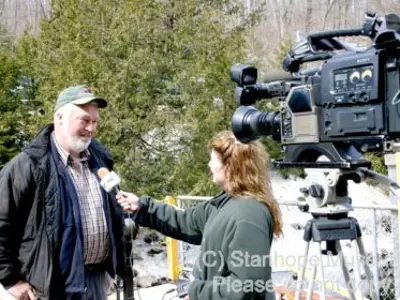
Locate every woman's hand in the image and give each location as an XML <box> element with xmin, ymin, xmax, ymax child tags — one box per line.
<box><xmin>116</xmin><ymin>191</ymin><xmax>140</xmax><ymax>211</ymax></box>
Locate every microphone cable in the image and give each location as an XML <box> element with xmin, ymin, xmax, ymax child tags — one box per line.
<box><xmin>161</xmin><ymin>288</ymin><xmax>177</xmax><ymax>300</ymax></box>
<box><xmin>127</xmin><ymin>212</ymin><xmax>143</xmax><ymax>300</ymax></box>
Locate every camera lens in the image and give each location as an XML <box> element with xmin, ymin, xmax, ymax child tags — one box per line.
<box><xmin>231</xmin><ymin>106</ymin><xmax>281</xmax><ymax>143</ymax></box>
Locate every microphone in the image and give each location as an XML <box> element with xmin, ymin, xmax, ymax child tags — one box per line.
<box><xmin>97</xmin><ymin>167</ymin><xmax>121</xmax><ymax>193</ymax></box>
<box><xmin>262</xmin><ymin>71</ymin><xmax>299</xmax><ymax>82</ymax></box>
<box><xmin>97</xmin><ymin>167</ymin><xmax>138</xmax><ymax>233</ymax></box>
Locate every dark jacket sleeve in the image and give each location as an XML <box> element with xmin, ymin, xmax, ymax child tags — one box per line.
<box><xmin>0</xmin><ymin>153</ymin><xmax>36</xmax><ymax>288</ymax></box>
<box><xmin>134</xmin><ymin>196</ymin><xmax>215</xmax><ymax>245</ymax></box>
<box><xmin>189</xmin><ymin>220</ymin><xmax>274</xmax><ymax>300</ymax></box>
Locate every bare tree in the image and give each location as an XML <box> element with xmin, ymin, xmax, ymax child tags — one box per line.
<box><xmin>0</xmin><ymin>0</ymin><xmax>50</xmax><ymax>36</ymax></box>
<box><xmin>1</xmin><ymin>0</ymin><xmax>400</xmax><ymax>69</ymax></box>
<box><xmin>305</xmin><ymin>0</ymin><xmax>312</xmax><ymax>33</ymax></box>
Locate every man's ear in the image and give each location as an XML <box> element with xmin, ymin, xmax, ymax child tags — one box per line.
<box><xmin>56</xmin><ymin>111</ymin><xmax>62</xmax><ymax>120</ymax></box>
<box><xmin>56</xmin><ymin>112</ymin><xmax>64</xmax><ymax>126</ymax></box>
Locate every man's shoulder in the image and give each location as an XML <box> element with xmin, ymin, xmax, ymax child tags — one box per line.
<box><xmin>7</xmin><ymin>151</ymin><xmax>34</xmax><ymax>166</ymax></box>
<box><xmin>89</xmin><ymin>139</ymin><xmax>114</xmax><ymax>166</ymax></box>
<box><xmin>89</xmin><ymin>139</ymin><xmax>112</xmax><ymax>156</ymax></box>
<box><xmin>0</xmin><ymin>151</ymin><xmax>36</xmax><ymax>177</ymax></box>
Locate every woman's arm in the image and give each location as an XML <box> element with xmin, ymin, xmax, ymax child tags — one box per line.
<box><xmin>117</xmin><ymin>192</ymin><xmax>215</xmax><ymax>245</ymax></box>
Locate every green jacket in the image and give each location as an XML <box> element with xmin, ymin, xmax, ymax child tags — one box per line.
<box><xmin>135</xmin><ymin>192</ymin><xmax>275</xmax><ymax>300</ymax></box>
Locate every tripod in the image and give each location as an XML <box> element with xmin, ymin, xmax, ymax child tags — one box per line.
<box><xmin>294</xmin><ymin>168</ymin><xmax>377</xmax><ymax>300</ymax></box>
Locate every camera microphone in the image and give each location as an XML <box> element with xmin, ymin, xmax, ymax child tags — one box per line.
<box><xmin>97</xmin><ymin>167</ymin><xmax>121</xmax><ymax>193</ymax></box>
<box><xmin>262</xmin><ymin>71</ymin><xmax>298</xmax><ymax>82</ymax></box>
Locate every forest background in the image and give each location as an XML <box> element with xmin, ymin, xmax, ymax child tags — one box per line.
<box><xmin>0</xmin><ymin>0</ymin><xmax>398</xmax><ymax>197</ymax></box>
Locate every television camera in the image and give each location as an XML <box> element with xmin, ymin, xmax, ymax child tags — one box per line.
<box><xmin>229</xmin><ymin>13</ymin><xmax>400</xmax><ymax>299</ymax></box>
<box><xmin>231</xmin><ymin>12</ymin><xmax>400</xmax><ymax>170</ymax></box>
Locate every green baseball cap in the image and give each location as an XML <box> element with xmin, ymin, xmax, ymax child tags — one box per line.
<box><xmin>54</xmin><ymin>85</ymin><xmax>108</xmax><ymax>111</ymax></box>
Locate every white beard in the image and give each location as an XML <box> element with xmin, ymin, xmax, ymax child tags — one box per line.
<box><xmin>68</xmin><ymin>136</ymin><xmax>91</xmax><ymax>153</ymax></box>
<box><xmin>62</xmin><ymin>123</ymin><xmax>91</xmax><ymax>154</ymax></box>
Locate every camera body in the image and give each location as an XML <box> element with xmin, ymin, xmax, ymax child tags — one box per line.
<box><xmin>231</xmin><ymin>13</ymin><xmax>400</xmax><ymax>169</ymax></box>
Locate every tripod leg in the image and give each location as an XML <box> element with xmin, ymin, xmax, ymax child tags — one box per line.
<box><xmin>336</xmin><ymin>241</ymin><xmax>356</xmax><ymax>300</ymax></box>
<box><xmin>350</xmin><ymin>240</ymin><xmax>364</xmax><ymax>300</ymax></box>
<box><xmin>356</xmin><ymin>238</ymin><xmax>378</xmax><ymax>300</ymax></box>
<box><xmin>306</xmin><ymin>264</ymin><xmax>317</xmax><ymax>300</ymax></box>
<box><xmin>317</xmin><ymin>243</ymin><xmax>326</xmax><ymax>300</ymax></box>
<box><xmin>295</xmin><ymin>241</ymin><xmax>310</xmax><ymax>300</ymax></box>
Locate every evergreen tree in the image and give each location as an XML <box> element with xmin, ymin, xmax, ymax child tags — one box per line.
<box><xmin>17</xmin><ymin>0</ymin><xmax>255</xmax><ymax>196</ymax></box>
<box><xmin>0</xmin><ymin>28</ymin><xmax>38</xmax><ymax>169</ymax></box>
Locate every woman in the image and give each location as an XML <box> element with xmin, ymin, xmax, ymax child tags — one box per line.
<box><xmin>117</xmin><ymin>130</ymin><xmax>282</xmax><ymax>300</ymax></box>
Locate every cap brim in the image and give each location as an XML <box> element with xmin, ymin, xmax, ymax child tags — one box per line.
<box><xmin>70</xmin><ymin>97</ymin><xmax>108</xmax><ymax>108</ymax></box>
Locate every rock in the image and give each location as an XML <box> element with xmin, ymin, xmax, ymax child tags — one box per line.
<box><xmin>290</xmin><ymin>223</ymin><xmax>304</xmax><ymax>230</ymax></box>
<box><xmin>380</xmin><ymin>214</ymin><xmax>392</xmax><ymax>233</ymax></box>
<box><xmin>135</xmin><ymin>275</ymin><xmax>155</xmax><ymax>288</ymax></box>
<box><xmin>133</xmin><ymin>268</ymin><xmax>138</xmax><ymax>278</ymax></box>
<box><xmin>143</xmin><ymin>231</ymin><xmax>160</xmax><ymax>244</ymax></box>
<box><xmin>147</xmin><ymin>247</ymin><xmax>165</xmax><ymax>256</ymax></box>
<box><xmin>132</xmin><ymin>253</ymin><xmax>143</xmax><ymax>260</ymax></box>
<box><xmin>151</xmin><ymin>277</ymin><xmax>172</xmax><ymax>287</ymax></box>
<box><xmin>129</xmin><ymin>227</ymin><xmax>169</xmax><ymax>288</ymax></box>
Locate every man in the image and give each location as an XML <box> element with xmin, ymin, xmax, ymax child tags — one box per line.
<box><xmin>0</xmin><ymin>86</ymin><xmax>125</xmax><ymax>300</ymax></box>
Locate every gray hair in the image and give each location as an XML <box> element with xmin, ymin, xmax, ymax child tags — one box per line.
<box><xmin>53</xmin><ymin>103</ymin><xmax>76</xmax><ymax>123</ymax></box>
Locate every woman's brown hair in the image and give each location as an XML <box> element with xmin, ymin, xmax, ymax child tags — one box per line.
<box><xmin>209</xmin><ymin>130</ymin><xmax>282</xmax><ymax>237</ymax></box>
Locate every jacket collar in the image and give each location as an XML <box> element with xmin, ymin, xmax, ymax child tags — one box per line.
<box><xmin>209</xmin><ymin>191</ymin><xmax>232</xmax><ymax>208</ymax></box>
<box><xmin>51</xmin><ymin>132</ymin><xmax>90</xmax><ymax>166</ymax></box>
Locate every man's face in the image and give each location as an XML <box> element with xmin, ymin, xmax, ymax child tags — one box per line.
<box><xmin>60</xmin><ymin>104</ymin><xmax>99</xmax><ymax>154</ymax></box>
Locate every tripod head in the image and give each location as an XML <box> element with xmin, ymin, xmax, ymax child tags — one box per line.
<box><xmin>293</xmin><ymin>165</ymin><xmax>399</xmax><ymax>300</ymax></box>
<box><xmin>298</xmin><ymin>167</ymin><xmax>400</xmax><ymax>216</ymax></box>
